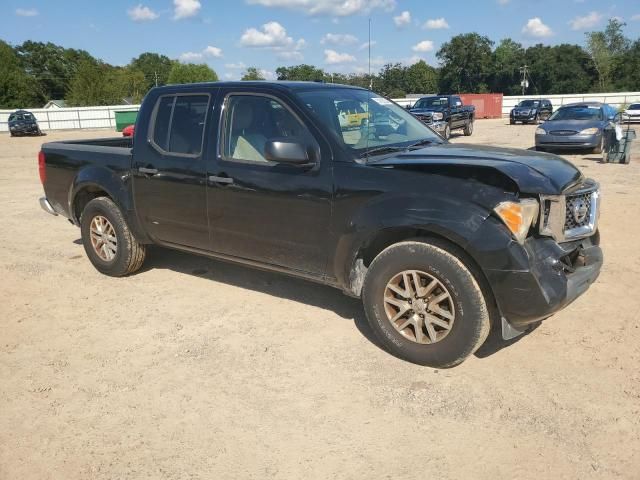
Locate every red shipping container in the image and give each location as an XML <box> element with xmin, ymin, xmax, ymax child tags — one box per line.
<box><xmin>458</xmin><ymin>93</ymin><xmax>503</xmax><ymax>119</ymax></box>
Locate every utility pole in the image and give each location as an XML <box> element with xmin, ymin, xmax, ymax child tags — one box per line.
<box><xmin>519</xmin><ymin>65</ymin><xmax>529</xmax><ymax>95</ymax></box>
<box><xmin>368</xmin><ymin>18</ymin><xmax>373</xmax><ymax>90</ymax></box>
<box><xmin>154</xmin><ymin>71</ymin><xmax>159</xmax><ymax>87</ymax></box>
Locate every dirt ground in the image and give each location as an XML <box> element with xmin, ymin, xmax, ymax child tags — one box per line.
<box><xmin>1</xmin><ymin>120</ymin><xmax>639</xmax><ymax>479</ymax></box>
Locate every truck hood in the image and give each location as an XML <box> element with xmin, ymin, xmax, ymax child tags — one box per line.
<box><xmin>370</xmin><ymin>143</ymin><xmax>583</xmax><ymax>195</ymax></box>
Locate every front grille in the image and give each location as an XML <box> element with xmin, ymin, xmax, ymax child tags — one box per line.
<box><xmin>564</xmin><ymin>192</ymin><xmax>592</xmax><ymax>230</ymax></box>
<box><xmin>414</xmin><ymin>114</ymin><xmax>433</xmax><ymax>124</ymax></box>
<box><xmin>550</xmin><ymin>130</ymin><xmax>578</xmax><ymax>136</ymax></box>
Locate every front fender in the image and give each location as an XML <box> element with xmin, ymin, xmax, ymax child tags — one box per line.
<box><xmin>332</xmin><ymin>190</ymin><xmax>501</xmax><ymax>293</ymax></box>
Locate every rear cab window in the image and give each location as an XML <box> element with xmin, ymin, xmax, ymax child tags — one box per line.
<box><xmin>150</xmin><ymin>94</ymin><xmax>210</xmax><ymax>156</ymax></box>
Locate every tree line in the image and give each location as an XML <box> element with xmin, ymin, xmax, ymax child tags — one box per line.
<box><xmin>0</xmin><ymin>19</ymin><xmax>637</xmax><ymax>109</ymax></box>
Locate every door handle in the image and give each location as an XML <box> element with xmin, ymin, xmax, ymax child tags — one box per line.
<box><xmin>138</xmin><ymin>167</ymin><xmax>158</xmax><ymax>175</ymax></box>
<box><xmin>209</xmin><ymin>175</ymin><xmax>234</xmax><ymax>184</ymax></box>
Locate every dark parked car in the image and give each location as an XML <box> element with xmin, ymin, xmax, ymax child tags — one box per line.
<box><xmin>409</xmin><ymin>95</ymin><xmax>475</xmax><ymax>139</ymax></box>
<box><xmin>8</xmin><ymin>110</ymin><xmax>42</xmax><ymax>136</ymax></box>
<box><xmin>535</xmin><ymin>102</ymin><xmax>618</xmax><ymax>153</ymax></box>
<box><xmin>510</xmin><ymin>99</ymin><xmax>553</xmax><ymax>125</ymax></box>
<box><xmin>38</xmin><ymin>82</ymin><xmax>602</xmax><ymax>367</ymax></box>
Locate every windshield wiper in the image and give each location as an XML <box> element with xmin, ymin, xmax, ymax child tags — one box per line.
<box><xmin>407</xmin><ymin>139</ymin><xmax>438</xmax><ymax>150</ymax></box>
<box><xmin>358</xmin><ymin>145</ymin><xmax>407</xmax><ymax>158</ymax></box>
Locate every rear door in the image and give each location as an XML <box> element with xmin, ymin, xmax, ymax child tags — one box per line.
<box><xmin>132</xmin><ymin>91</ymin><xmax>216</xmax><ymax>250</ymax></box>
<box><xmin>205</xmin><ymin>88</ymin><xmax>333</xmax><ymax>276</ymax></box>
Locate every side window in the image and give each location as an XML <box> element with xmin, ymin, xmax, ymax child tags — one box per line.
<box><xmin>452</xmin><ymin>96</ymin><xmax>462</xmax><ymax>106</ymax></box>
<box><xmin>151</xmin><ymin>94</ymin><xmax>209</xmax><ymax>156</ymax></box>
<box><xmin>223</xmin><ymin>94</ymin><xmax>311</xmax><ymax>164</ymax></box>
<box><xmin>169</xmin><ymin>95</ymin><xmax>209</xmax><ymax>155</ymax></box>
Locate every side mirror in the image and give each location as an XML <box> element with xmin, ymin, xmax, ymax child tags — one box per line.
<box><xmin>264</xmin><ymin>137</ymin><xmax>314</xmax><ymax>165</ymax></box>
<box><xmin>455</xmin><ymin>101</ymin><xmax>462</xmax><ymax>107</ymax></box>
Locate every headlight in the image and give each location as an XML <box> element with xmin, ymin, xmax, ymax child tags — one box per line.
<box><xmin>579</xmin><ymin>127</ymin><xmax>599</xmax><ymax>135</ymax></box>
<box><xmin>494</xmin><ymin>199</ymin><xmax>539</xmax><ymax>244</ymax></box>
<box><xmin>535</xmin><ymin>128</ymin><xmax>546</xmax><ymax>135</ymax></box>
<box><xmin>432</xmin><ymin>112</ymin><xmax>443</xmax><ymax>121</ymax></box>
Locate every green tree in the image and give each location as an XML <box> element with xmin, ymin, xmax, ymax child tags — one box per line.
<box><xmin>490</xmin><ymin>38</ymin><xmax>525</xmax><ymax>95</ymax></box>
<box><xmin>130</xmin><ymin>52</ymin><xmax>176</xmax><ymax>91</ymax></box>
<box><xmin>167</xmin><ymin>63</ymin><xmax>218</xmax><ymax>84</ymax></box>
<box><xmin>15</xmin><ymin>40</ymin><xmax>95</xmax><ymax>101</ymax></box>
<box><xmin>0</xmin><ymin>40</ymin><xmax>44</xmax><ymax>108</ymax></box>
<box><xmin>66</xmin><ymin>60</ymin><xmax>114</xmax><ymax>106</ymax></box>
<box><xmin>405</xmin><ymin>60</ymin><xmax>438</xmax><ymax>94</ymax></box>
<box><xmin>275</xmin><ymin>64</ymin><xmax>325</xmax><ymax>81</ymax></box>
<box><xmin>611</xmin><ymin>39</ymin><xmax>640</xmax><ymax>91</ymax></box>
<box><xmin>241</xmin><ymin>67</ymin><xmax>265</xmax><ymax>81</ymax></box>
<box><xmin>437</xmin><ymin>33</ymin><xmax>494</xmax><ymax>93</ymax></box>
<box><xmin>585</xmin><ymin>18</ymin><xmax>630</xmax><ymax>91</ymax></box>
<box><xmin>377</xmin><ymin>63</ymin><xmax>408</xmax><ymax>97</ymax></box>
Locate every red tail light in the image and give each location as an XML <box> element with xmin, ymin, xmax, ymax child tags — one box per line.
<box><xmin>38</xmin><ymin>151</ymin><xmax>46</xmax><ymax>184</ymax></box>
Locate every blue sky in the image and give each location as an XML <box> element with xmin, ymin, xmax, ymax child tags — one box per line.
<box><xmin>2</xmin><ymin>0</ymin><xmax>639</xmax><ymax>80</ymax></box>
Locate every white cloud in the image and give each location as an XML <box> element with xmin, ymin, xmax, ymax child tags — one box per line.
<box><xmin>324</xmin><ymin>49</ymin><xmax>356</xmax><ymax>64</ymax></box>
<box><xmin>393</xmin><ymin>11</ymin><xmax>411</xmax><ymax>28</ymax></box>
<box><xmin>180</xmin><ymin>45</ymin><xmax>223</xmax><ymax>62</ymax></box>
<box><xmin>423</xmin><ymin>17</ymin><xmax>449</xmax><ymax>29</ymax></box>
<box><xmin>240</xmin><ymin>21</ymin><xmax>295</xmax><ymax>47</ymax></box>
<box><xmin>403</xmin><ymin>55</ymin><xmax>424</xmax><ymax>66</ymax></box>
<box><xmin>359</xmin><ymin>40</ymin><xmax>377</xmax><ymax>51</ymax></box>
<box><xmin>321</xmin><ymin>33</ymin><xmax>358</xmax><ymax>45</ymax></box>
<box><xmin>224</xmin><ymin>73</ymin><xmax>235</xmax><ymax>79</ymax></box>
<box><xmin>522</xmin><ymin>17</ymin><xmax>553</xmax><ymax>37</ymax></box>
<box><xmin>246</xmin><ymin>0</ymin><xmax>396</xmax><ymax>17</ymax></box>
<box><xmin>569</xmin><ymin>11</ymin><xmax>602</xmax><ymax>30</ymax></box>
<box><xmin>16</xmin><ymin>8</ymin><xmax>38</xmax><ymax>16</ymax></box>
<box><xmin>259</xmin><ymin>69</ymin><xmax>277</xmax><ymax>80</ymax></box>
<box><xmin>173</xmin><ymin>0</ymin><xmax>201</xmax><ymax>20</ymax></box>
<box><xmin>277</xmin><ymin>50</ymin><xmax>304</xmax><ymax>61</ymax></box>
<box><xmin>632</xmin><ymin>14</ymin><xmax>640</xmax><ymax>21</ymax></box>
<box><xmin>127</xmin><ymin>4</ymin><xmax>159</xmax><ymax>22</ymax></box>
<box><xmin>225</xmin><ymin>62</ymin><xmax>247</xmax><ymax>69</ymax></box>
<box><xmin>203</xmin><ymin>46</ymin><xmax>223</xmax><ymax>57</ymax></box>
<box><xmin>412</xmin><ymin>40</ymin><xmax>434</xmax><ymax>52</ymax></box>
<box><xmin>179</xmin><ymin>52</ymin><xmax>204</xmax><ymax>62</ymax></box>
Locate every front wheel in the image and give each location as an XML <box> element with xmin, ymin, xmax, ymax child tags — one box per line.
<box><xmin>463</xmin><ymin>120</ymin><xmax>474</xmax><ymax>136</ymax></box>
<box><xmin>362</xmin><ymin>241</ymin><xmax>490</xmax><ymax>367</ymax></box>
<box><xmin>443</xmin><ymin>123</ymin><xmax>451</xmax><ymax>140</ymax></box>
<box><xmin>80</xmin><ymin>197</ymin><xmax>146</xmax><ymax>277</ymax></box>
<box><xmin>593</xmin><ymin>135</ymin><xmax>604</xmax><ymax>154</ymax></box>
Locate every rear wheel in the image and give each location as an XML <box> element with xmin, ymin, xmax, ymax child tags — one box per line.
<box><xmin>510</xmin><ymin>119</ymin><xmax>515</xmax><ymax>125</ymax></box>
<box><xmin>362</xmin><ymin>240</ymin><xmax>490</xmax><ymax>367</ymax></box>
<box><xmin>80</xmin><ymin>197</ymin><xmax>146</xmax><ymax>277</ymax></box>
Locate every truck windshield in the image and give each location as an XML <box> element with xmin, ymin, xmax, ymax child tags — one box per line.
<box><xmin>297</xmin><ymin>88</ymin><xmax>442</xmax><ymax>157</ymax></box>
<box><xmin>413</xmin><ymin>97</ymin><xmax>448</xmax><ymax>109</ymax></box>
<box><xmin>518</xmin><ymin>100</ymin><xmax>539</xmax><ymax>107</ymax></box>
<box><xmin>548</xmin><ymin>106</ymin><xmax>603</xmax><ymax>121</ymax></box>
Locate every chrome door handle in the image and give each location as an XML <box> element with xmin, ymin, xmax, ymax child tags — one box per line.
<box><xmin>138</xmin><ymin>167</ymin><xmax>158</xmax><ymax>175</ymax></box>
<box><xmin>209</xmin><ymin>175</ymin><xmax>234</xmax><ymax>184</ymax></box>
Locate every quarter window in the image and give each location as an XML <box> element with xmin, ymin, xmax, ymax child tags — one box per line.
<box><xmin>151</xmin><ymin>94</ymin><xmax>209</xmax><ymax>156</ymax></box>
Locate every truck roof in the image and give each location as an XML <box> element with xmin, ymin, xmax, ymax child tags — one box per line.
<box><xmin>152</xmin><ymin>81</ymin><xmax>365</xmax><ymax>93</ymax></box>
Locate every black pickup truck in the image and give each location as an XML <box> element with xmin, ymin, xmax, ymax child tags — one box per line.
<box><xmin>409</xmin><ymin>95</ymin><xmax>475</xmax><ymax>139</ymax></box>
<box><xmin>38</xmin><ymin>82</ymin><xmax>602</xmax><ymax>367</ymax></box>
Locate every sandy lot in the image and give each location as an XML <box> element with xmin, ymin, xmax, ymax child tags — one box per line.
<box><xmin>1</xmin><ymin>121</ymin><xmax>639</xmax><ymax>479</ymax></box>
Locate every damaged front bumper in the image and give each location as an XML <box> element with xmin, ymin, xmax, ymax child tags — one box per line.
<box><xmin>430</xmin><ymin>121</ymin><xmax>448</xmax><ymax>137</ymax></box>
<box><xmin>485</xmin><ymin>233</ymin><xmax>602</xmax><ymax>338</ymax></box>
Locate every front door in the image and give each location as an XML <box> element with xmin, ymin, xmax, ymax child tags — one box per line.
<box><xmin>132</xmin><ymin>92</ymin><xmax>214</xmax><ymax>250</ymax></box>
<box><xmin>206</xmin><ymin>89</ymin><xmax>333</xmax><ymax>276</ymax></box>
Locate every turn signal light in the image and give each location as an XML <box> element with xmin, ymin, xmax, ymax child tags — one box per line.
<box><xmin>494</xmin><ymin>199</ymin><xmax>539</xmax><ymax>244</ymax></box>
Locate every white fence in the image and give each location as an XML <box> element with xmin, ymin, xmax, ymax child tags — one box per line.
<box><xmin>2</xmin><ymin>90</ymin><xmax>640</xmax><ymax>133</ymax></box>
<box><xmin>395</xmin><ymin>91</ymin><xmax>640</xmax><ymax>116</ymax></box>
<box><xmin>0</xmin><ymin>105</ymin><xmax>140</xmax><ymax>132</ymax></box>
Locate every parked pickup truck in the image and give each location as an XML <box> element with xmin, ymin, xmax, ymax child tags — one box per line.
<box><xmin>409</xmin><ymin>95</ymin><xmax>475</xmax><ymax>139</ymax></box>
<box><xmin>38</xmin><ymin>81</ymin><xmax>603</xmax><ymax>367</ymax></box>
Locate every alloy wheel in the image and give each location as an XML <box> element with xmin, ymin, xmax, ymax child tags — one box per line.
<box><xmin>383</xmin><ymin>270</ymin><xmax>455</xmax><ymax>344</ymax></box>
<box><xmin>89</xmin><ymin>215</ymin><xmax>118</xmax><ymax>261</ymax></box>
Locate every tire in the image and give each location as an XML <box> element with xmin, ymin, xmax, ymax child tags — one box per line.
<box><xmin>443</xmin><ymin>123</ymin><xmax>451</xmax><ymax>140</ymax></box>
<box><xmin>80</xmin><ymin>197</ymin><xmax>146</xmax><ymax>277</ymax></box>
<box><xmin>533</xmin><ymin>114</ymin><xmax>539</xmax><ymax>124</ymax></box>
<box><xmin>510</xmin><ymin>119</ymin><xmax>515</xmax><ymax>125</ymax></box>
<box><xmin>535</xmin><ymin>146</ymin><xmax>547</xmax><ymax>152</ymax></box>
<box><xmin>362</xmin><ymin>240</ymin><xmax>491</xmax><ymax>368</ymax></box>
<box><xmin>463</xmin><ymin>119</ymin><xmax>474</xmax><ymax>136</ymax></box>
<box><xmin>593</xmin><ymin>136</ymin><xmax>604</xmax><ymax>154</ymax></box>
